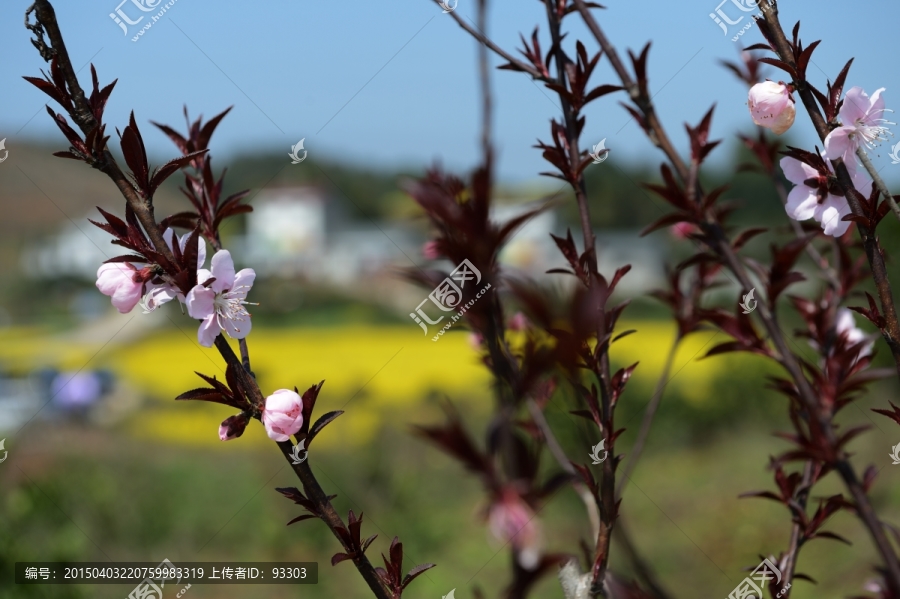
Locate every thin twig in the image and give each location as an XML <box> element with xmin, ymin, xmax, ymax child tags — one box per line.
<box><xmin>435</xmin><ymin>0</ymin><xmax>553</xmax><ymax>84</ymax></box>
<box><xmin>780</xmin><ymin>460</ymin><xmax>815</xmax><ymax>597</ymax></box>
<box><xmin>526</xmin><ymin>399</ymin><xmax>600</xmax><ymax>540</ymax></box>
<box><xmin>277</xmin><ymin>440</ymin><xmax>390</xmax><ymax>598</ymax></box>
<box><xmin>28</xmin><ymin>0</ymin><xmax>176</xmax><ymax>268</ymax></box>
<box><xmin>856</xmin><ymin>147</ymin><xmax>900</xmax><ymax>222</ymax></box>
<box><xmin>616</xmin><ymin>333</ymin><xmax>680</xmax><ymax>500</ymax></box>
<box><xmin>477</xmin><ymin>0</ymin><xmax>492</xmax><ymax>167</ymax></box>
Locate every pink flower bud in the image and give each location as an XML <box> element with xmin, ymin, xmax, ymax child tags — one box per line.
<box><xmin>422</xmin><ymin>240</ymin><xmax>440</xmax><ymax>260</ymax></box>
<box><xmin>219</xmin><ymin>412</ymin><xmax>250</xmax><ymax>441</ymax></box>
<box><xmin>262</xmin><ymin>389</ymin><xmax>305</xmax><ymax>442</ymax></box>
<box><xmin>468</xmin><ymin>332</ymin><xmax>484</xmax><ymax>350</ymax></box>
<box><xmin>488</xmin><ymin>489</ymin><xmax>542</xmax><ymax>569</ymax></box>
<box><xmin>669</xmin><ymin>222</ymin><xmax>698</xmax><ymax>239</ymax></box>
<box><xmin>508</xmin><ymin>312</ymin><xmax>528</xmax><ymax>331</ymax></box>
<box><xmin>96</xmin><ymin>263</ymin><xmax>144</xmax><ymax>314</ymax></box>
<box><xmin>748</xmin><ymin>81</ymin><xmax>796</xmax><ymax>135</ymax></box>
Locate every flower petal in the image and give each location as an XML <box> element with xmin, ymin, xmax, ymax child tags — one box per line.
<box><xmin>141</xmin><ymin>283</ymin><xmax>179</xmax><ymax>312</ymax></box>
<box><xmin>816</xmin><ymin>195</ymin><xmax>852</xmax><ymax>237</ymax></box>
<box><xmin>868</xmin><ymin>87</ymin><xmax>887</xmax><ymax>120</ymax></box>
<box><xmin>197</xmin><ymin>268</ymin><xmax>213</xmax><ymax>286</ymax></box>
<box><xmin>186</xmin><ymin>286</ymin><xmax>215</xmax><ymax>319</ymax></box>
<box><xmin>222</xmin><ymin>311</ymin><xmax>252</xmax><ymax>340</ymax></box>
<box><xmin>96</xmin><ymin>263</ymin><xmax>143</xmax><ymax>313</ymax></box>
<box><xmin>824</xmin><ymin>126</ymin><xmax>855</xmax><ymax>160</ymax></box>
<box><xmin>779</xmin><ymin>156</ymin><xmax>818</xmax><ymax>186</ymax></box>
<box><xmin>839</xmin><ymin>86</ymin><xmax>869</xmax><ymax>125</ymax></box>
<box><xmin>785</xmin><ymin>186</ymin><xmax>819</xmax><ymax>221</ymax></box>
<box><xmin>231</xmin><ymin>269</ymin><xmax>256</xmax><ymax>297</ymax></box>
<box><xmin>197</xmin><ymin>315</ymin><xmax>221</xmax><ymax>347</ymax></box>
<box><xmin>209</xmin><ymin>250</ymin><xmax>236</xmax><ymax>293</ymax></box>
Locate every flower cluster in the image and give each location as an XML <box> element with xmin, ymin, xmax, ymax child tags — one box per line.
<box><xmin>95</xmin><ymin>230</ymin><xmax>255</xmax><ymax>347</ymax></box>
<box><xmin>748</xmin><ymin>81</ymin><xmax>891</xmax><ymax>237</ymax></box>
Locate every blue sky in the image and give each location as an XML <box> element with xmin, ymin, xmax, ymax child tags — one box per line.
<box><xmin>2</xmin><ymin>0</ymin><xmax>900</xmax><ymax>185</ymax></box>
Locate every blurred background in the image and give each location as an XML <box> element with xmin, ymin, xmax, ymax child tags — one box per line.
<box><xmin>3</xmin><ymin>1</ymin><xmax>900</xmax><ymax>598</ymax></box>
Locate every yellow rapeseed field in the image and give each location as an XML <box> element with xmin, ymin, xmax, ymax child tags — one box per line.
<box><xmin>0</xmin><ymin>321</ymin><xmax>737</xmax><ymax>448</ymax></box>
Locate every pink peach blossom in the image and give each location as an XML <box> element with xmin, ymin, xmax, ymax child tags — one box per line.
<box><xmin>779</xmin><ymin>154</ymin><xmax>872</xmax><ymax>237</ymax></box>
<box><xmin>825</xmin><ymin>87</ymin><xmax>894</xmax><ymax>161</ymax></box>
<box><xmin>261</xmin><ymin>389</ymin><xmax>305</xmax><ymax>442</ymax></box>
<box><xmin>488</xmin><ymin>489</ymin><xmax>542</xmax><ymax>569</ymax></box>
<box><xmin>96</xmin><ymin>262</ymin><xmax>145</xmax><ymax>313</ymax></box>
<box><xmin>748</xmin><ymin>81</ymin><xmax>796</xmax><ymax>135</ymax></box>
<box><xmin>185</xmin><ymin>250</ymin><xmax>256</xmax><ymax>347</ymax></box>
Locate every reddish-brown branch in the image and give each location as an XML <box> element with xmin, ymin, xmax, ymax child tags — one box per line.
<box><xmin>437</xmin><ymin>0</ymin><xmax>553</xmax><ymax>84</ymax></box>
<box><xmin>754</xmin><ymin>4</ymin><xmax>900</xmax><ymax>589</ymax></box>
<box><xmin>780</xmin><ymin>460</ymin><xmax>814</xmax><ymax>597</ymax></box>
<box><xmin>276</xmin><ymin>440</ymin><xmax>391</xmax><ymax>598</ymax></box>
<box><xmin>542</xmin><ymin>2</ymin><xmax>596</xmax><ymax>268</ymax></box>
<box><xmin>26</xmin><ymin>5</ymin><xmax>397</xmax><ymax>597</ymax></box>
<box><xmin>573</xmin><ymin>0</ymin><xmax>900</xmax><ymax>590</ymax></box>
<box><xmin>540</xmin><ymin>3</ymin><xmax>615</xmax><ymax>593</ymax></box>
<box><xmin>28</xmin><ymin>0</ymin><xmax>176</xmax><ymax>267</ymax></box>
<box><xmin>756</xmin><ymin>0</ymin><xmax>900</xmax><ymax>379</ymax></box>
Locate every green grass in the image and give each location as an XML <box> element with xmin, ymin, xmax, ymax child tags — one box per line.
<box><xmin>2</xmin><ymin>410</ymin><xmax>899</xmax><ymax>599</ymax></box>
